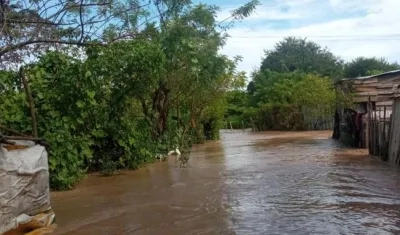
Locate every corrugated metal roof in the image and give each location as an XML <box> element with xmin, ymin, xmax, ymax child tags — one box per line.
<box><xmin>339</xmin><ymin>69</ymin><xmax>400</xmax><ymax>82</ymax></box>
<box><xmin>343</xmin><ymin>69</ymin><xmax>400</xmax><ymax>80</ymax></box>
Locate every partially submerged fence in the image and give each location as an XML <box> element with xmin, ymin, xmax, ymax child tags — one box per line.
<box><xmin>247</xmin><ymin>105</ymin><xmax>334</xmax><ymax>131</ymax></box>
<box><xmin>387</xmin><ymin>97</ymin><xmax>400</xmax><ymax>164</ymax></box>
<box><xmin>368</xmin><ymin>104</ymin><xmax>392</xmax><ymax>160</ymax></box>
<box><xmin>301</xmin><ymin>106</ymin><xmax>334</xmax><ymax>131</ymax></box>
<box><xmin>368</xmin><ymin>96</ymin><xmax>400</xmax><ymax>164</ymax></box>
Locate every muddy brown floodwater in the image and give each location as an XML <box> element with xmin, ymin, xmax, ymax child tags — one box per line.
<box><xmin>51</xmin><ymin>131</ymin><xmax>400</xmax><ymax>235</ymax></box>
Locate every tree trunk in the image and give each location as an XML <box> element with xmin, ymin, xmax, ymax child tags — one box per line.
<box><xmin>152</xmin><ymin>81</ymin><xmax>170</xmax><ymax>139</ymax></box>
<box><xmin>20</xmin><ymin>67</ymin><xmax>38</xmax><ymax>138</ymax></box>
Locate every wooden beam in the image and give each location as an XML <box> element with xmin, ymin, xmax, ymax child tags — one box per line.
<box><xmin>0</xmin><ymin>123</ymin><xmax>29</xmax><ymax>137</ymax></box>
<box><xmin>2</xmin><ymin>136</ymin><xmax>44</xmax><ymax>141</ymax></box>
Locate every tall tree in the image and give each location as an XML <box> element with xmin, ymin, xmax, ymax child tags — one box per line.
<box><xmin>0</xmin><ymin>0</ymin><xmax>162</xmax><ymax>65</ymax></box>
<box><xmin>344</xmin><ymin>57</ymin><xmax>400</xmax><ymax>78</ymax></box>
<box><xmin>0</xmin><ymin>0</ymin><xmax>260</xmax><ymax>189</ymax></box>
<box><xmin>260</xmin><ymin>37</ymin><xmax>343</xmax><ymax>79</ymax></box>
<box><xmin>157</xmin><ymin>4</ymin><xmax>250</xmax><ymax>141</ymax></box>
<box><xmin>0</xmin><ymin>0</ymin><xmax>259</xmax><ymax>67</ymax></box>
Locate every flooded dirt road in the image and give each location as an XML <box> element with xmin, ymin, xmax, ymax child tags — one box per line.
<box><xmin>51</xmin><ymin>131</ymin><xmax>400</xmax><ymax>235</ymax></box>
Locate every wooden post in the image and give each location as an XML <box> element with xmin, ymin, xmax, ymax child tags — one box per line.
<box><xmin>377</xmin><ymin>106</ymin><xmax>381</xmax><ymax>157</ymax></box>
<box><xmin>374</xmin><ymin>104</ymin><xmax>376</xmax><ymax>155</ymax></box>
<box><xmin>372</xmin><ymin>106</ymin><xmax>375</xmax><ymax>155</ymax></box>
<box><xmin>388</xmin><ymin>98</ymin><xmax>400</xmax><ymax>165</ymax></box>
<box><xmin>230</xmin><ymin>122</ymin><xmax>233</xmax><ymax>132</ymax></box>
<box><xmin>367</xmin><ymin>96</ymin><xmax>371</xmax><ymax>151</ymax></box>
<box><xmin>381</xmin><ymin>106</ymin><xmax>387</xmax><ymax>158</ymax></box>
<box><xmin>20</xmin><ymin>67</ymin><xmax>38</xmax><ymax>138</ymax></box>
<box><xmin>388</xmin><ymin>113</ymin><xmax>392</xmax><ymax>162</ymax></box>
<box><xmin>376</xmin><ymin>107</ymin><xmax>379</xmax><ymax>156</ymax></box>
<box><xmin>387</xmin><ymin>113</ymin><xmax>394</xmax><ymax>160</ymax></box>
<box><xmin>324</xmin><ymin>108</ymin><xmax>326</xmax><ymax>131</ymax></box>
<box><xmin>242</xmin><ymin>121</ymin><xmax>244</xmax><ymax>132</ymax></box>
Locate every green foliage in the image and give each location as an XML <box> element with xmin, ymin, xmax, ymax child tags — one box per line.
<box><xmin>344</xmin><ymin>57</ymin><xmax>400</xmax><ymax>78</ymax></box>
<box><xmin>46</xmin><ymin>131</ymin><xmax>91</xmax><ymax>190</ymax></box>
<box><xmin>225</xmin><ymin>37</ymin><xmax>400</xmax><ymax>131</ymax></box>
<box><xmin>100</xmin><ymin>157</ymin><xmax>119</xmax><ymax>177</ymax></box>
<box><xmin>250</xmin><ymin>71</ymin><xmax>335</xmax><ymax>130</ymax></box>
<box><xmin>231</xmin><ymin>0</ymin><xmax>260</xmax><ymax>20</ymax></box>
<box><xmin>248</xmin><ymin>70</ymin><xmax>334</xmax><ymax>106</ymax></box>
<box><xmin>225</xmin><ymin>90</ymin><xmax>248</xmax><ymax>128</ymax></box>
<box><xmin>258</xmin><ymin>103</ymin><xmax>304</xmax><ymax>130</ymax></box>
<box><xmin>225</xmin><ymin>68</ymin><xmax>336</xmax><ymax>131</ymax></box>
<box><xmin>202</xmin><ymin>96</ymin><xmax>227</xmax><ymax>140</ymax></box>
<box><xmin>260</xmin><ymin>37</ymin><xmax>344</xmax><ymax>79</ymax></box>
<box><xmin>0</xmin><ymin>1</ymin><xmax>256</xmax><ymax>190</ymax></box>
<box><xmin>0</xmin><ymin>70</ymin><xmax>31</xmax><ymax>133</ymax></box>
<box><xmin>366</xmin><ymin>70</ymin><xmax>384</xmax><ymax>76</ymax></box>
<box><xmin>295</xmin><ymin>74</ymin><xmax>335</xmax><ymax>107</ymax></box>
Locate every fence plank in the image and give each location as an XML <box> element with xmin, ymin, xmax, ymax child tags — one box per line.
<box><xmin>381</xmin><ymin>106</ymin><xmax>387</xmax><ymax>159</ymax></box>
<box><xmin>367</xmin><ymin>96</ymin><xmax>371</xmax><ymax>152</ymax></box>
<box><xmin>374</xmin><ymin>110</ymin><xmax>376</xmax><ymax>154</ymax></box>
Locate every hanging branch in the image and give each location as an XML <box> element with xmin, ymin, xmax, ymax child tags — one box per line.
<box><xmin>2</xmin><ymin>135</ymin><xmax>44</xmax><ymax>141</ymax></box>
<box><xmin>0</xmin><ymin>136</ymin><xmax>16</xmax><ymax>145</ymax></box>
<box><xmin>0</xmin><ymin>135</ymin><xmax>48</xmax><ymax>147</ymax></box>
<box><xmin>20</xmin><ymin>67</ymin><xmax>38</xmax><ymax>138</ymax></box>
<box><xmin>0</xmin><ymin>0</ymin><xmax>164</xmax><ymax>66</ymax></box>
<box><xmin>0</xmin><ymin>123</ymin><xmax>29</xmax><ymax>136</ymax></box>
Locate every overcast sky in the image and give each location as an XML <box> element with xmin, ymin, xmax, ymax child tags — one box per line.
<box><xmin>196</xmin><ymin>0</ymin><xmax>400</xmax><ymax>76</ymax></box>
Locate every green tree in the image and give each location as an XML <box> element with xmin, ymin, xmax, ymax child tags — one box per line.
<box><xmin>248</xmin><ymin>70</ymin><xmax>334</xmax><ymax>107</ymax></box>
<box><xmin>0</xmin><ymin>1</ymin><xmax>259</xmax><ymax>189</ymax></box>
<box><xmin>224</xmin><ymin>90</ymin><xmax>248</xmax><ymax>128</ymax></box>
<box><xmin>243</xmin><ymin>70</ymin><xmax>335</xmax><ymax>130</ymax></box>
<box><xmin>0</xmin><ymin>0</ymin><xmax>259</xmax><ymax>67</ymax></box>
<box><xmin>344</xmin><ymin>57</ymin><xmax>400</xmax><ymax>78</ymax></box>
<box><xmin>0</xmin><ymin>0</ymin><xmax>166</xmax><ymax>65</ymax></box>
<box><xmin>260</xmin><ymin>37</ymin><xmax>343</xmax><ymax>79</ymax></box>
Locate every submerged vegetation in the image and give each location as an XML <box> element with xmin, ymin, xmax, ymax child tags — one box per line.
<box><xmin>225</xmin><ymin>37</ymin><xmax>400</xmax><ymax>131</ymax></box>
<box><xmin>1</xmin><ymin>0</ymin><xmax>399</xmax><ymax>190</ymax></box>
<box><xmin>0</xmin><ymin>0</ymin><xmax>259</xmax><ymax>190</ymax></box>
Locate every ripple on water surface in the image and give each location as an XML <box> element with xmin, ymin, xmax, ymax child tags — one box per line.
<box><xmin>51</xmin><ymin>131</ymin><xmax>400</xmax><ymax>235</ymax></box>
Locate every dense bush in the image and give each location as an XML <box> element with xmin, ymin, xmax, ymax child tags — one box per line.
<box><xmin>0</xmin><ymin>3</ymin><xmax>249</xmax><ymax>190</ymax></box>
<box><xmin>225</xmin><ymin>69</ymin><xmax>336</xmax><ymax>131</ymax></box>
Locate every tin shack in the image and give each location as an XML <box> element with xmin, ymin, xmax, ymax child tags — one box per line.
<box><xmin>333</xmin><ymin>70</ymin><xmax>400</xmax><ymax>148</ymax></box>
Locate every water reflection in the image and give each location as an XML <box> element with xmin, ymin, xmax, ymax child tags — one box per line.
<box><xmin>51</xmin><ymin>131</ymin><xmax>400</xmax><ymax>235</ymax></box>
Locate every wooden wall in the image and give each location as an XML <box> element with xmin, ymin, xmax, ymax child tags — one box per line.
<box><xmin>368</xmin><ymin>104</ymin><xmax>391</xmax><ymax>159</ymax></box>
<box><xmin>388</xmin><ymin>97</ymin><xmax>400</xmax><ymax>164</ymax></box>
<box><xmin>335</xmin><ymin>73</ymin><xmax>400</xmax><ymax>104</ymax></box>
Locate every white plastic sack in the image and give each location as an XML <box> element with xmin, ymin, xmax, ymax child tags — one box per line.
<box><xmin>0</xmin><ymin>141</ymin><xmax>52</xmax><ymax>234</ymax></box>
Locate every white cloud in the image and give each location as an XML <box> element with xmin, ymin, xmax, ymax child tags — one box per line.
<box><xmin>218</xmin><ymin>0</ymin><xmax>400</xmax><ymax>77</ymax></box>
<box><xmin>217</xmin><ymin>0</ymin><xmax>319</xmax><ymax>22</ymax></box>
<box><xmin>216</xmin><ymin>7</ymin><xmax>301</xmax><ymax>22</ymax></box>
<box><xmin>328</xmin><ymin>0</ymin><xmax>381</xmax><ymax>13</ymax></box>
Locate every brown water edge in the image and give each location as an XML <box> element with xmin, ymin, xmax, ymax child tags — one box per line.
<box><xmin>51</xmin><ymin>130</ymin><xmax>400</xmax><ymax>235</ymax></box>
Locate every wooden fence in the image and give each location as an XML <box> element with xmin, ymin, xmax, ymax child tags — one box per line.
<box><xmin>301</xmin><ymin>106</ymin><xmax>334</xmax><ymax>131</ymax></box>
<box><xmin>335</xmin><ymin>93</ymin><xmax>400</xmax><ymax>166</ymax></box>
<box><xmin>387</xmin><ymin>97</ymin><xmax>400</xmax><ymax>164</ymax></box>
<box><xmin>243</xmin><ymin>105</ymin><xmax>334</xmax><ymax>132</ymax></box>
<box><xmin>368</xmin><ymin>103</ymin><xmax>392</xmax><ymax>160</ymax></box>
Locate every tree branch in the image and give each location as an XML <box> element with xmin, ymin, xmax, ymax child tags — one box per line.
<box><xmin>79</xmin><ymin>0</ymin><xmax>84</xmax><ymax>42</ymax></box>
<box><xmin>20</xmin><ymin>67</ymin><xmax>38</xmax><ymax>138</ymax></box>
<box><xmin>0</xmin><ymin>123</ymin><xmax>29</xmax><ymax>136</ymax></box>
<box><xmin>0</xmin><ymin>39</ymin><xmax>103</xmax><ymax>57</ymax></box>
